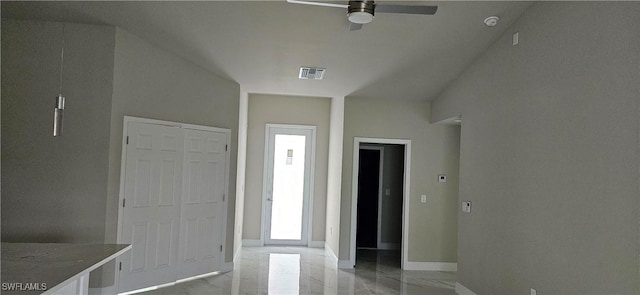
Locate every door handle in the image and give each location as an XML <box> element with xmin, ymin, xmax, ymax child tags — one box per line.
<box><xmin>267</xmin><ymin>198</ymin><xmax>272</xmax><ymax>201</ymax></box>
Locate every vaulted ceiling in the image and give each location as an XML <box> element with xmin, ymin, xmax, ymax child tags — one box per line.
<box><xmin>2</xmin><ymin>1</ymin><xmax>532</xmax><ymax>100</ymax></box>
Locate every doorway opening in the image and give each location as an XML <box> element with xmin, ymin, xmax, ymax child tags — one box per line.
<box><xmin>356</xmin><ymin>146</ymin><xmax>383</xmax><ymax>250</ymax></box>
<box><xmin>262</xmin><ymin>124</ymin><xmax>316</xmax><ymax>246</ymax></box>
<box><xmin>350</xmin><ymin>137</ymin><xmax>410</xmax><ymax>269</ymax></box>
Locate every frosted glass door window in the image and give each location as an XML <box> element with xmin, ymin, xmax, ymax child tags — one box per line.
<box><xmin>271</xmin><ymin>135</ymin><xmax>306</xmax><ymax>240</ymax></box>
<box><xmin>264</xmin><ymin>125</ymin><xmax>315</xmax><ymax>246</ymax></box>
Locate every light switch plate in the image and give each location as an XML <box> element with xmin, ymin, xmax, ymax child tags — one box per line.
<box><xmin>421</xmin><ymin>195</ymin><xmax>427</xmax><ymax>203</ymax></box>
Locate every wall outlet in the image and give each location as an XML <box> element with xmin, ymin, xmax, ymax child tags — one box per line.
<box><xmin>438</xmin><ymin>174</ymin><xmax>446</xmax><ymax>183</ymax></box>
<box><xmin>531</xmin><ymin>288</ymin><xmax>536</xmax><ymax>295</ymax></box>
<box><xmin>462</xmin><ymin>201</ymin><xmax>472</xmax><ymax>213</ymax></box>
<box><xmin>513</xmin><ymin>31</ymin><xmax>519</xmax><ymax>45</ymax></box>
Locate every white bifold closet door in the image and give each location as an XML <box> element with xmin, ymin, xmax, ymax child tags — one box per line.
<box><xmin>118</xmin><ymin>121</ymin><xmax>227</xmax><ymax>293</ymax></box>
<box><xmin>177</xmin><ymin>129</ymin><xmax>226</xmax><ymax>280</ymax></box>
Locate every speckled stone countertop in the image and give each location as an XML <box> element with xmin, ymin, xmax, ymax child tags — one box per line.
<box><xmin>1</xmin><ymin>243</ymin><xmax>131</xmax><ymax>294</ymax></box>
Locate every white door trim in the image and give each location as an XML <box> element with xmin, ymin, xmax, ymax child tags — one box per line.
<box><xmin>350</xmin><ymin>137</ymin><xmax>411</xmax><ymax>269</ymax></box>
<box><xmin>115</xmin><ymin>116</ymin><xmax>231</xmax><ymax>291</ymax></box>
<box><xmin>359</xmin><ymin>145</ymin><xmax>384</xmax><ymax>249</ymax></box>
<box><xmin>260</xmin><ymin>124</ymin><xmax>316</xmax><ymax>246</ymax></box>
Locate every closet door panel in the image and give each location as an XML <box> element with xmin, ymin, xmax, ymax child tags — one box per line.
<box><xmin>177</xmin><ymin>129</ymin><xmax>227</xmax><ymax>280</ymax></box>
<box><xmin>119</xmin><ymin>122</ymin><xmax>184</xmax><ymax>293</ymax></box>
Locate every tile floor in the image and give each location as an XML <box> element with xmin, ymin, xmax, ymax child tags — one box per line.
<box><xmin>140</xmin><ymin>247</ymin><xmax>456</xmax><ymax>295</ymax></box>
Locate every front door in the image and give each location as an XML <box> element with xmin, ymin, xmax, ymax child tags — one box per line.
<box><xmin>263</xmin><ymin>125</ymin><xmax>315</xmax><ymax>245</ymax></box>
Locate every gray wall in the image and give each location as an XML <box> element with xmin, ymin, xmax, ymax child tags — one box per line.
<box><xmin>244</xmin><ymin>93</ymin><xmax>330</xmax><ymax>243</ymax></box>
<box><xmin>233</xmin><ymin>91</ymin><xmax>249</xmax><ymax>260</ymax></box>
<box><xmin>325</xmin><ymin>97</ymin><xmax>344</xmax><ymax>257</ymax></box>
<box><xmin>431</xmin><ymin>2</ymin><xmax>640</xmax><ymax>294</ymax></box>
<box><xmin>380</xmin><ymin>144</ymin><xmax>403</xmax><ymax>245</ymax></box>
<box><xmin>1</xmin><ymin>19</ymin><xmax>115</xmax><ymax>243</ymax></box>
<box><xmin>105</xmin><ymin>28</ymin><xmax>240</xmax><ymax>267</ymax></box>
<box><xmin>1</xmin><ymin>19</ymin><xmax>240</xmax><ymax>288</ymax></box>
<box><xmin>340</xmin><ymin>98</ymin><xmax>460</xmax><ymax>262</ymax></box>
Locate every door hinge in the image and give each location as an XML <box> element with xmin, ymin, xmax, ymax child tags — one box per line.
<box><xmin>225</xmin><ymin>144</ymin><xmax>228</xmax><ymax>151</ymax></box>
<box><xmin>222</xmin><ymin>194</ymin><xmax>225</xmax><ymax>202</ymax></box>
<box><xmin>119</xmin><ymin>262</ymin><xmax>122</xmax><ymax>271</ymax></box>
<box><xmin>122</xmin><ymin>199</ymin><xmax>126</xmax><ymax>208</ymax></box>
<box><xmin>220</xmin><ymin>245</ymin><xmax>223</xmax><ymax>252</ymax></box>
<box><xmin>126</xmin><ymin>136</ymin><xmax>129</xmax><ymax>145</ymax></box>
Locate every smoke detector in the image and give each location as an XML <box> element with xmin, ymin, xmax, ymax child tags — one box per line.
<box><xmin>484</xmin><ymin>16</ymin><xmax>499</xmax><ymax>27</ymax></box>
<box><xmin>299</xmin><ymin>67</ymin><xmax>325</xmax><ymax>80</ymax></box>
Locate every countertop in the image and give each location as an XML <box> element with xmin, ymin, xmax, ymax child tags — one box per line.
<box><xmin>1</xmin><ymin>243</ymin><xmax>131</xmax><ymax>294</ymax></box>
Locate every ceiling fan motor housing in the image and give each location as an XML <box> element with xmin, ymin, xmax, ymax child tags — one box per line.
<box><xmin>348</xmin><ymin>1</ymin><xmax>375</xmax><ymax>24</ymax></box>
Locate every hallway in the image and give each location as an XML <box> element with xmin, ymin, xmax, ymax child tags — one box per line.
<box><xmin>140</xmin><ymin>247</ymin><xmax>456</xmax><ymax>294</ymax></box>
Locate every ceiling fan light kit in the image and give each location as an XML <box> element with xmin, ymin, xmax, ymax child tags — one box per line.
<box><xmin>348</xmin><ymin>1</ymin><xmax>375</xmax><ymax>24</ymax></box>
<box><xmin>348</xmin><ymin>11</ymin><xmax>374</xmax><ymax>24</ymax></box>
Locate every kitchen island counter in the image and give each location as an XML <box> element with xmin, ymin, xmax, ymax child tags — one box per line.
<box><xmin>1</xmin><ymin>243</ymin><xmax>131</xmax><ymax>295</ymax></box>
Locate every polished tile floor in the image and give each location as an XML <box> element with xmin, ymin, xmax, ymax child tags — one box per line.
<box><xmin>141</xmin><ymin>247</ymin><xmax>456</xmax><ymax>294</ymax></box>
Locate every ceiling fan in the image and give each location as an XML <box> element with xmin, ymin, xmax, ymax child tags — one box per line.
<box><xmin>287</xmin><ymin>0</ymin><xmax>438</xmax><ymax>31</ymax></box>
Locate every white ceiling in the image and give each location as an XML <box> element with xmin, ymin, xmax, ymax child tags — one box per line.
<box><xmin>1</xmin><ymin>1</ymin><xmax>532</xmax><ymax>101</ymax></box>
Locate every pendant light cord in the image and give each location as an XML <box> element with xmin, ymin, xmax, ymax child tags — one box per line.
<box><xmin>59</xmin><ymin>22</ymin><xmax>65</xmax><ymax>96</ymax></box>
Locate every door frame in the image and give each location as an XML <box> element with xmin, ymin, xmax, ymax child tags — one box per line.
<box><xmin>115</xmin><ymin>116</ymin><xmax>231</xmax><ymax>292</ymax></box>
<box><xmin>358</xmin><ymin>145</ymin><xmax>385</xmax><ymax>249</ymax></box>
<box><xmin>260</xmin><ymin>123</ymin><xmax>316</xmax><ymax>246</ymax></box>
<box><xmin>350</xmin><ymin>137</ymin><xmax>411</xmax><ymax>269</ymax></box>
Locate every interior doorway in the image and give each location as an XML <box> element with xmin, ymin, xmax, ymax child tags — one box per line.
<box><xmin>262</xmin><ymin>124</ymin><xmax>316</xmax><ymax>246</ymax></box>
<box><xmin>356</xmin><ymin>146</ymin><xmax>383</xmax><ymax>249</ymax></box>
<box><xmin>351</xmin><ymin>138</ymin><xmax>410</xmax><ymax>269</ymax></box>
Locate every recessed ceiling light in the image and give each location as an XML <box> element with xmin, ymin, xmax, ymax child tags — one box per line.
<box><xmin>484</xmin><ymin>16</ymin><xmax>499</xmax><ymax>27</ymax></box>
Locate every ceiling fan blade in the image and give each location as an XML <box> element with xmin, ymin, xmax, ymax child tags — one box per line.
<box><xmin>375</xmin><ymin>4</ymin><xmax>438</xmax><ymax>15</ymax></box>
<box><xmin>286</xmin><ymin>0</ymin><xmax>348</xmax><ymax>9</ymax></box>
<box><xmin>349</xmin><ymin>23</ymin><xmax>363</xmax><ymax>31</ymax></box>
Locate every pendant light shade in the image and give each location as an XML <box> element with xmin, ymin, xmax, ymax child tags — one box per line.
<box><xmin>54</xmin><ymin>23</ymin><xmax>66</xmax><ymax>137</ymax></box>
<box><xmin>53</xmin><ymin>95</ymin><xmax>65</xmax><ymax>136</ymax></box>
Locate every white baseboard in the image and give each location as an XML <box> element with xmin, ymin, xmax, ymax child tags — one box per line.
<box><xmin>403</xmin><ymin>261</ymin><xmax>457</xmax><ymax>271</ymax></box>
<box><xmin>242</xmin><ymin>239</ymin><xmax>262</xmax><ymax>247</ymax></box>
<box><xmin>378</xmin><ymin>242</ymin><xmax>400</xmax><ymax>250</ymax></box>
<box><xmin>88</xmin><ymin>287</ymin><xmax>112</xmax><ymax>295</ymax></box>
<box><xmin>455</xmin><ymin>282</ymin><xmax>477</xmax><ymax>295</ymax></box>
<box><xmin>338</xmin><ymin>260</ymin><xmax>353</xmax><ymax>269</ymax></box>
<box><xmin>309</xmin><ymin>241</ymin><xmax>325</xmax><ymax>248</ymax></box>
<box><xmin>324</xmin><ymin>242</ymin><xmax>338</xmax><ymax>264</ymax></box>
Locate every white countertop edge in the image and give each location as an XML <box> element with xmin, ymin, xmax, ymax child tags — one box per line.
<box><xmin>42</xmin><ymin>245</ymin><xmax>132</xmax><ymax>295</ymax></box>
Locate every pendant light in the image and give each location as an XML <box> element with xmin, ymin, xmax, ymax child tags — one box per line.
<box><xmin>53</xmin><ymin>22</ymin><xmax>66</xmax><ymax>137</ymax></box>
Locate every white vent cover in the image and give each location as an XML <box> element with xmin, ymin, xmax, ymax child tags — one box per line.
<box><xmin>299</xmin><ymin>67</ymin><xmax>325</xmax><ymax>80</ymax></box>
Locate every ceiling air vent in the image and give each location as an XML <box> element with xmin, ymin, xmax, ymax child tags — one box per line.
<box><xmin>299</xmin><ymin>67</ymin><xmax>325</xmax><ymax>80</ymax></box>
